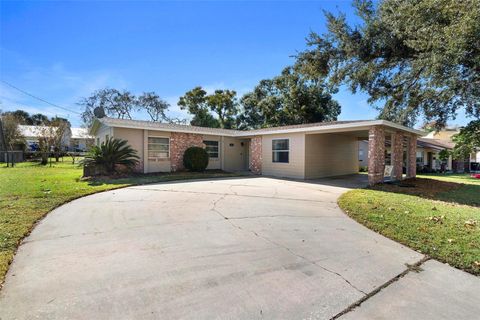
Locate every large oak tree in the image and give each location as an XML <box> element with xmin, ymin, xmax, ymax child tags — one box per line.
<box><xmin>238</xmin><ymin>67</ymin><xmax>340</xmax><ymax>129</ymax></box>
<box><xmin>295</xmin><ymin>0</ymin><xmax>480</xmax><ymax>128</ymax></box>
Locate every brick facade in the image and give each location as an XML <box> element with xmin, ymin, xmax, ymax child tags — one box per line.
<box><xmin>390</xmin><ymin>131</ymin><xmax>404</xmax><ymax>181</ymax></box>
<box><xmin>249</xmin><ymin>136</ymin><xmax>262</xmax><ymax>174</ymax></box>
<box><xmin>407</xmin><ymin>134</ymin><xmax>417</xmax><ymax>178</ymax></box>
<box><xmin>170</xmin><ymin>132</ymin><xmax>204</xmax><ymax>172</ymax></box>
<box><xmin>368</xmin><ymin>125</ymin><xmax>386</xmax><ymax>185</ymax></box>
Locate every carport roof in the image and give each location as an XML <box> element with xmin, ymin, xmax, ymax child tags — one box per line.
<box><xmin>91</xmin><ymin>117</ymin><xmax>425</xmax><ymax>137</ymax></box>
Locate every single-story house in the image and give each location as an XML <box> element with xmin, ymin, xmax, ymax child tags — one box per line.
<box><xmin>90</xmin><ymin>117</ymin><xmax>425</xmax><ymax>185</ymax></box>
<box><xmin>424</xmin><ymin>128</ymin><xmax>479</xmax><ymax>172</ymax></box>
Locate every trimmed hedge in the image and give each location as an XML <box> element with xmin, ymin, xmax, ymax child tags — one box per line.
<box><xmin>183</xmin><ymin>147</ymin><xmax>209</xmax><ymax>171</ymax></box>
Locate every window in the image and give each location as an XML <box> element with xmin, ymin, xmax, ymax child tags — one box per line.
<box><xmin>148</xmin><ymin>137</ymin><xmax>169</xmax><ymax>159</ymax></box>
<box><xmin>272</xmin><ymin>139</ymin><xmax>289</xmax><ymax>163</ymax></box>
<box><xmin>416</xmin><ymin>151</ymin><xmax>424</xmax><ymax>165</ymax></box>
<box><xmin>204</xmin><ymin>140</ymin><xmax>219</xmax><ymax>158</ymax></box>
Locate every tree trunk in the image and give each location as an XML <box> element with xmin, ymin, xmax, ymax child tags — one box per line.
<box><xmin>41</xmin><ymin>152</ymin><xmax>48</xmax><ymax>165</ymax></box>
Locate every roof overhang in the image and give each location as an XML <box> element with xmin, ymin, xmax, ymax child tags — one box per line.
<box><xmin>91</xmin><ymin>118</ymin><xmax>425</xmax><ymax>138</ymax></box>
<box><xmin>235</xmin><ymin>120</ymin><xmax>426</xmax><ymax>137</ymax></box>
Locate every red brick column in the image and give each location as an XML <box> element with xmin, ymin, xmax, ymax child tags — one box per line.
<box><xmin>407</xmin><ymin>134</ymin><xmax>417</xmax><ymax>178</ymax></box>
<box><xmin>249</xmin><ymin>136</ymin><xmax>262</xmax><ymax>175</ymax></box>
<box><xmin>391</xmin><ymin>131</ymin><xmax>404</xmax><ymax>181</ymax></box>
<box><xmin>368</xmin><ymin>126</ymin><xmax>385</xmax><ymax>185</ymax></box>
<box><xmin>170</xmin><ymin>132</ymin><xmax>204</xmax><ymax>172</ymax></box>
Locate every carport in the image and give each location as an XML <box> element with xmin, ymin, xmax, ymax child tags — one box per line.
<box><xmin>300</xmin><ymin>121</ymin><xmax>423</xmax><ymax>185</ymax></box>
<box><xmin>241</xmin><ymin>120</ymin><xmax>423</xmax><ymax>184</ymax></box>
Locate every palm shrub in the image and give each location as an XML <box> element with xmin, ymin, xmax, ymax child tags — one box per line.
<box><xmin>82</xmin><ymin>138</ymin><xmax>140</xmax><ymax>175</ymax></box>
<box><xmin>183</xmin><ymin>146</ymin><xmax>209</xmax><ymax>171</ymax></box>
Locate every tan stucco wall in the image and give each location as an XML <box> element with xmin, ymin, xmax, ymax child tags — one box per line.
<box><xmin>113</xmin><ymin>127</ymin><xmax>145</xmax><ymax>172</ymax></box>
<box><xmin>202</xmin><ymin>134</ymin><xmax>222</xmax><ymax>170</ymax></box>
<box><xmin>304</xmin><ymin>133</ymin><xmax>358</xmax><ymax>179</ymax></box>
<box><xmin>223</xmin><ymin>136</ymin><xmax>248</xmax><ymax>172</ymax></box>
<box><xmin>262</xmin><ymin>133</ymin><xmax>306</xmax><ymax>179</ymax></box>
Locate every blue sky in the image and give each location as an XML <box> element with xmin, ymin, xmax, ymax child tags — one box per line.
<box><xmin>0</xmin><ymin>1</ymin><xmax>469</xmax><ymax>128</ymax></box>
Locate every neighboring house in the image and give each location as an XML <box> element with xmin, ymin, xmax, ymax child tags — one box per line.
<box><xmin>358</xmin><ymin>137</ymin><xmax>454</xmax><ymax>171</ymax></box>
<box><xmin>20</xmin><ymin>125</ymin><xmax>71</xmax><ymax>152</ymax></box>
<box><xmin>20</xmin><ymin>125</ymin><xmax>94</xmax><ymax>152</ymax></box>
<box><xmin>425</xmin><ymin>128</ymin><xmax>479</xmax><ymax>172</ymax></box>
<box><xmin>90</xmin><ymin>117</ymin><xmax>424</xmax><ymax>185</ymax></box>
<box><xmin>69</xmin><ymin>128</ymin><xmax>95</xmax><ymax>152</ymax></box>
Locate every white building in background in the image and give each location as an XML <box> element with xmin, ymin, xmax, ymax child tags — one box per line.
<box><xmin>19</xmin><ymin>125</ymin><xmax>94</xmax><ymax>152</ymax></box>
<box><xmin>69</xmin><ymin>127</ymin><xmax>95</xmax><ymax>152</ymax></box>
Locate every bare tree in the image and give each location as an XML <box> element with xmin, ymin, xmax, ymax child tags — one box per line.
<box><xmin>79</xmin><ymin>88</ymin><xmax>136</xmax><ymax>127</ymax></box>
<box><xmin>0</xmin><ymin>113</ymin><xmax>24</xmax><ymax>151</ymax></box>
<box><xmin>36</xmin><ymin>119</ymin><xmax>70</xmax><ymax>164</ymax></box>
<box><xmin>137</xmin><ymin>92</ymin><xmax>169</xmax><ymax>122</ymax></box>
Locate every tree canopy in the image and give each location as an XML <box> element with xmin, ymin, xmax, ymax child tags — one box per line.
<box><xmin>238</xmin><ymin>67</ymin><xmax>340</xmax><ymax>129</ymax></box>
<box><xmin>178</xmin><ymin>87</ymin><xmax>238</xmax><ymax>129</ymax></box>
<box><xmin>2</xmin><ymin>109</ymin><xmax>52</xmax><ymax>126</ymax></box>
<box><xmin>295</xmin><ymin>0</ymin><xmax>480</xmax><ymax>128</ymax></box>
<box><xmin>451</xmin><ymin>120</ymin><xmax>480</xmax><ymax>159</ymax></box>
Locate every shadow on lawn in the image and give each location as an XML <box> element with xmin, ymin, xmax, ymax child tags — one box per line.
<box><xmin>84</xmin><ymin>170</ymin><xmax>250</xmax><ymax>187</ymax></box>
<box><xmin>372</xmin><ymin>178</ymin><xmax>480</xmax><ymax>207</ymax></box>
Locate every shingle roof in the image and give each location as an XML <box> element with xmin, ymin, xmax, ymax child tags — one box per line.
<box><xmin>98</xmin><ymin>118</ymin><xmax>238</xmax><ymax>136</ymax></box>
<box><xmin>244</xmin><ymin>120</ymin><xmax>370</xmax><ymax>135</ymax></box>
<box><xmin>96</xmin><ymin>117</ymin><xmax>424</xmax><ymax>137</ymax></box>
<box><xmin>19</xmin><ymin>125</ymin><xmax>54</xmax><ymax>138</ymax></box>
<box><xmin>418</xmin><ymin>138</ymin><xmax>455</xmax><ymax>149</ymax></box>
<box><xmin>71</xmin><ymin>127</ymin><xmax>94</xmax><ymax>139</ymax></box>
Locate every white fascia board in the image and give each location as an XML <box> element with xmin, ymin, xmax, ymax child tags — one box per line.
<box><xmin>96</xmin><ymin>119</ymin><xmax>426</xmax><ymax>139</ymax></box>
<box><xmin>235</xmin><ymin>120</ymin><xmax>426</xmax><ymax>137</ymax></box>
<box><xmin>98</xmin><ymin>121</ymin><xmax>237</xmax><ymax>137</ymax></box>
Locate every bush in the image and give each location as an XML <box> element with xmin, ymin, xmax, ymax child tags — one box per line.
<box><xmin>183</xmin><ymin>146</ymin><xmax>209</xmax><ymax>171</ymax></box>
<box><xmin>81</xmin><ymin>138</ymin><xmax>139</xmax><ymax>176</ymax></box>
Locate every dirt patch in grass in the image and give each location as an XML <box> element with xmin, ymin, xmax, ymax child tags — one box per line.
<box><xmin>374</xmin><ymin>178</ymin><xmax>460</xmax><ymax>197</ymax></box>
<box><xmin>372</xmin><ymin>178</ymin><xmax>480</xmax><ymax>207</ymax></box>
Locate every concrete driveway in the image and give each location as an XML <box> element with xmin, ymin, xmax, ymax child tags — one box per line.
<box><xmin>1</xmin><ymin>176</ymin><xmax>479</xmax><ymax>319</ymax></box>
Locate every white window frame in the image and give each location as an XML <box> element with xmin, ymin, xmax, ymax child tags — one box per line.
<box><xmin>148</xmin><ymin>136</ymin><xmax>170</xmax><ymax>160</ymax></box>
<box><xmin>416</xmin><ymin>151</ymin><xmax>424</xmax><ymax>165</ymax></box>
<box><xmin>272</xmin><ymin>138</ymin><xmax>289</xmax><ymax>163</ymax></box>
<box><xmin>203</xmin><ymin>140</ymin><xmax>220</xmax><ymax>159</ymax></box>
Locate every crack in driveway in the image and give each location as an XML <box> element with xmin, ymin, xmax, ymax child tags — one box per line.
<box><xmin>330</xmin><ymin>256</ymin><xmax>430</xmax><ymax>319</ymax></box>
<box><xmin>130</xmin><ymin>187</ymin><xmax>339</xmax><ymax>204</ymax></box>
<box><xmin>209</xmin><ymin>195</ymin><xmax>368</xmax><ymax>296</ymax></box>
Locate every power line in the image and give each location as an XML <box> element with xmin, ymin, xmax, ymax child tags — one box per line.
<box><xmin>0</xmin><ymin>79</ymin><xmax>81</xmax><ymax>115</ymax></box>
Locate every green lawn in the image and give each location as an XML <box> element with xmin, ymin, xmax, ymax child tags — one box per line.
<box><xmin>339</xmin><ymin>173</ymin><xmax>480</xmax><ymax>275</ymax></box>
<box><xmin>0</xmin><ymin>160</ymin><xmax>241</xmax><ymax>285</ymax></box>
